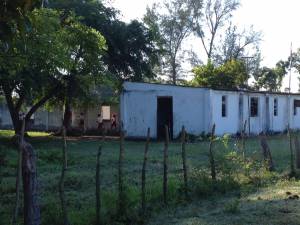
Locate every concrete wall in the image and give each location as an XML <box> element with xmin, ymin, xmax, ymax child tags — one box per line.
<box><xmin>121</xmin><ymin>82</ymin><xmax>208</xmax><ymax>138</ymax></box>
<box><xmin>121</xmin><ymin>82</ymin><xmax>300</xmax><ymax>138</ymax></box>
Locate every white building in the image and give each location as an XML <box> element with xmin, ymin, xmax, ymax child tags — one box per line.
<box><xmin>120</xmin><ymin>82</ymin><xmax>300</xmax><ymax>139</ymax></box>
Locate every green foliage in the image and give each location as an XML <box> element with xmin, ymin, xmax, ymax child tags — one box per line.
<box><xmin>192</xmin><ymin>59</ymin><xmax>248</xmax><ymax>89</ymax></box>
<box><xmin>253</xmin><ymin>60</ymin><xmax>288</xmax><ymax>91</ymax></box>
<box><xmin>50</xmin><ymin>0</ymin><xmax>159</xmax><ymax>83</ymax></box>
<box><xmin>223</xmin><ymin>198</ymin><xmax>240</xmax><ymax>214</ymax></box>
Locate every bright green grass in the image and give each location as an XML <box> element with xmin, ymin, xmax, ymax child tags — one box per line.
<box><xmin>0</xmin><ymin>130</ymin><xmax>300</xmax><ymax>225</ymax></box>
<box><xmin>0</xmin><ymin>129</ymin><xmax>51</xmax><ymax>137</ymax></box>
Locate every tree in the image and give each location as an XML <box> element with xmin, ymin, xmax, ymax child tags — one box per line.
<box><xmin>50</xmin><ymin>0</ymin><xmax>159</xmax><ymax>83</ymax></box>
<box><xmin>195</xmin><ymin>0</ymin><xmax>240</xmax><ymax>60</ymax></box>
<box><xmin>58</xmin><ymin>19</ymin><xmax>106</xmax><ymax>131</ymax></box>
<box><xmin>144</xmin><ymin>0</ymin><xmax>203</xmax><ymax>84</ymax></box>
<box><xmin>0</xmin><ymin>8</ymin><xmax>106</xmax><ymax>133</ymax></box>
<box><xmin>0</xmin><ymin>8</ymin><xmax>67</xmax><ymax>133</ymax></box>
<box><xmin>214</xmin><ymin>24</ymin><xmax>262</xmax><ymax>67</ymax></box>
<box><xmin>253</xmin><ymin>61</ymin><xmax>288</xmax><ymax>91</ymax></box>
<box><xmin>192</xmin><ymin>59</ymin><xmax>248</xmax><ymax>89</ymax></box>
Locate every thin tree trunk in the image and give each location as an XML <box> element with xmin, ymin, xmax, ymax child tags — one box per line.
<box><xmin>141</xmin><ymin>128</ymin><xmax>150</xmax><ymax>214</ymax></box>
<box><xmin>118</xmin><ymin>130</ymin><xmax>125</xmax><ymax>215</ymax></box>
<box><xmin>12</xmin><ymin>119</ymin><xmax>25</xmax><ymax>225</ymax></box>
<box><xmin>181</xmin><ymin>126</ymin><xmax>188</xmax><ymax>199</ymax></box>
<box><xmin>59</xmin><ymin>127</ymin><xmax>69</xmax><ymax>225</ymax></box>
<box><xmin>294</xmin><ymin>136</ymin><xmax>300</xmax><ymax>169</ymax></box>
<box><xmin>209</xmin><ymin>124</ymin><xmax>216</xmax><ymax>181</ymax></box>
<box><xmin>163</xmin><ymin>125</ymin><xmax>169</xmax><ymax>204</ymax></box>
<box><xmin>96</xmin><ymin>145</ymin><xmax>102</xmax><ymax>225</ymax></box>
<box><xmin>288</xmin><ymin>127</ymin><xmax>295</xmax><ymax>175</ymax></box>
<box><xmin>22</xmin><ymin>142</ymin><xmax>40</xmax><ymax>225</ymax></box>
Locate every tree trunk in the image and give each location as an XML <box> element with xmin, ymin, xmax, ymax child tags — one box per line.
<box><xmin>22</xmin><ymin>141</ymin><xmax>40</xmax><ymax>225</ymax></box>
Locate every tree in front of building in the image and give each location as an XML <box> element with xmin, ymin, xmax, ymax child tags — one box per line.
<box><xmin>192</xmin><ymin>59</ymin><xmax>248</xmax><ymax>89</ymax></box>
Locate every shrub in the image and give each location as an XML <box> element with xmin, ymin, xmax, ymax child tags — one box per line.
<box><xmin>223</xmin><ymin>198</ymin><xmax>240</xmax><ymax>214</ymax></box>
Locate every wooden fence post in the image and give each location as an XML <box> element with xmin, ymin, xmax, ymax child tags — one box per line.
<box><xmin>181</xmin><ymin>126</ymin><xmax>188</xmax><ymax>199</ymax></box>
<box><xmin>260</xmin><ymin>136</ymin><xmax>274</xmax><ymax>171</ymax></box>
<box><xmin>241</xmin><ymin>120</ymin><xmax>247</xmax><ymax>158</ymax></box>
<box><xmin>12</xmin><ymin>118</ymin><xmax>25</xmax><ymax>225</ymax></box>
<box><xmin>209</xmin><ymin>124</ymin><xmax>216</xmax><ymax>181</ymax></box>
<box><xmin>288</xmin><ymin>127</ymin><xmax>295</xmax><ymax>175</ymax></box>
<box><xmin>141</xmin><ymin>128</ymin><xmax>150</xmax><ymax>215</ymax></box>
<box><xmin>59</xmin><ymin>126</ymin><xmax>69</xmax><ymax>225</ymax></box>
<box><xmin>22</xmin><ymin>142</ymin><xmax>40</xmax><ymax>225</ymax></box>
<box><xmin>118</xmin><ymin>130</ymin><xmax>125</xmax><ymax>215</ymax></box>
<box><xmin>163</xmin><ymin>125</ymin><xmax>169</xmax><ymax>204</ymax></box>
<box><xmin>294</xmin><ymin>136</ymin><xmax>300</xmax><ymax>169</ymax></box>
<box><xmin>96</xmin><ymin>145</ymin><xmax>102</xmax><ymax>225</ymax></box>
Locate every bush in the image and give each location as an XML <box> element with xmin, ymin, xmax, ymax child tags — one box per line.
<box><xmin>223</xmin><ymin>198</ymin><xmax>240</xmax><ymax>214</ymax></box>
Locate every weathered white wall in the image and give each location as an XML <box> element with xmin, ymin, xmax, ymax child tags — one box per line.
<box><xmin>121</xmin><ymin>82</ymin><xmax>208</xmax><ymax>138</ymax></box>
<box><xmin>210</xmin><ymin>91</ymin><xmax>240</xmax><ymax>135</ymax></box>
<box><xmin>121</xmin><ymin>82</ymin><xmax>300</xmax><ymax>138</ymax></box>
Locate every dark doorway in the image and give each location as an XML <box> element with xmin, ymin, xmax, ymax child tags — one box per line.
<box><xmin>157</xmin><ymin>97</ymin><xmax>173</xmax><ymax>140</ymax></box>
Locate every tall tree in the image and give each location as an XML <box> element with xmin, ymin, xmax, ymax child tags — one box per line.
<box><xmin>253</xmin><ymin>61</ymin><xmax>288</xmax><ymax>91</ymax></box>
<box><xmin>144</xmin><ymin>0</ymin><xmax>203</xmax><ymax>84</ymax></box>
<box><xmin>195</xmin><ymin>0</ymin><xmax>240</xmax><ymax>60</ymax></box>
<box><xmin>50</xmin><ymin>0</ymin><xmax>159</xmax><ymax>83</ymax></box>
<box><xmin>214</xmin><ymin>24</ymin><xmax>262</xmax><ymax>66</ymax></box>
<box><xmin>0</xmin><ymin>9</ymin><xmax>106</xmax><ymax>133</ymax></box>
<box><xmin>0</xmin><ymin>9</ymin><xmax>67</xmax><ymax>133</ymax></box>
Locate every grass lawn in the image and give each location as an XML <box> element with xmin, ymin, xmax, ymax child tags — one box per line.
<box><xmin>1</xmin><ymin>131</ymin><xmax>300</xmax><ymax>225</ymax></box>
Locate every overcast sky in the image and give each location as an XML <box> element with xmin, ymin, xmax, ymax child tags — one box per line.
<box><xmin>111</xmin><ymin>0</ymin><xmax>300</xmax><ymax>91</ymax></box>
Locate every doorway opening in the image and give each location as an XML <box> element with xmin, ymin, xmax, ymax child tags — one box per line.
<box><xmin>157</xmin><ymin>97</ymin><xmax>173</xmax><ymax>140</ymax></box>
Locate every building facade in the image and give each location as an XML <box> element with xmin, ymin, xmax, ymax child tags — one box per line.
<box><xmin>120</xmin><ymin>82</ymin><xmax>300</xmax><ymax>139</ymax></box>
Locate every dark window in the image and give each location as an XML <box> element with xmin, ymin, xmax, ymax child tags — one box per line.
<box><xmin>274</xmin><ymin>98</ymin><xmax>278</xmax><ymax>116</ymax></box>
<box><xmin>294</xmin><ymin>100</ymin><xmax>300</xmax><ymax>115</ymax></box>
<box><xmin>250</xmin><ymin>97</ymin><xmax>258</xmax><ymax>117</ymax></box>
<box><xmin>222</xmin><ymin>95</ymin><xmax>227</xmax><ymax>117</ymax></box>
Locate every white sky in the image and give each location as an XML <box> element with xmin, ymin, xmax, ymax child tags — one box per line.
<box><xmin>111</xmin><ymin>0</ymin><xmax>300</xmax><ymax>92</ymax></box>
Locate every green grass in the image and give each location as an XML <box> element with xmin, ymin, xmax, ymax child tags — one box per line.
<box><xmin>1</xmin><ymin>130</ymin><xmax>300</xmax><ymax>225</ymax></box>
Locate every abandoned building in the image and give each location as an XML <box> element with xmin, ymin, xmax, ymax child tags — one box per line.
<box><xmin>120</xmin><ymin>82</ymin><xmax>300</xmax><ymax>139</ymax></box>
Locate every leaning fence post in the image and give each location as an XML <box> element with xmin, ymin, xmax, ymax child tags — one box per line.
<box><xmin>118</xmin><ymin>129</ymin><xmax>125</xmax><ymax>216</ymax></box>
<box><xmin>59</xmin><ymin>126</ymin><xmax>69</xmax><ymax>225</ymax></box>
<box><xmin>141</xmin><ymin>128</ymin><xmax>150</xmax><ymax>215</ymax></box>
<box><xmin>181</xmin><ymin>126</ymin><xmax>188</xmax><ymax>199</ymax></box>
<box><xmin>12</xmin><ymin>118</ymin><xmax>25</xmax><ymax>225</ymax></box>
<box><xmin>294</xmin><ymin>136</ymin><xmax>300</xmax><ymax>169</ymax></box>
<box><xmin>163</xmin><ymin>125</ymin><xmax>169</xmax><ymax>204</ymax></box>
<box><xmin>288</xmin><ymin>127</ymin><xmax>295</xmax><ymax>175</ymax></box>
<box><xmin>209</xmin><ymin>124</ymin><xmax>216</xmax><ymax>181</ymax></box>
